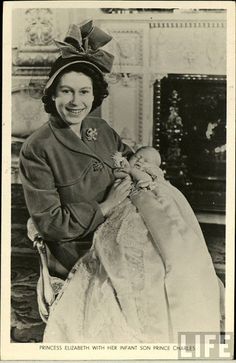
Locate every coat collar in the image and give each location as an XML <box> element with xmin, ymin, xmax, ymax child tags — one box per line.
<box><xmin>49</xmin><ymin>114</ymin><xmax>114</xmax><ymax>168</ymax></box>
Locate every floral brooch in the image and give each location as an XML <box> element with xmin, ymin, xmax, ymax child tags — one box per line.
<box><xmin>85</xmin><ymin>128</ymin><xmax>98</xmax><ymax>141</ymax></box>
<box><xmin>112</xmin><ymin>151</ymin><xmax>126</xmax><ymax>168</ymax></box>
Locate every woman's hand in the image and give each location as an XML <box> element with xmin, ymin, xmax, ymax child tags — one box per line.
<box><xmin>113</xmin><ymin>168</ymin><xmax>130</xmax><ymax>180</ymax></box>
<box><xmin>99</xmin><ymin>176</ymin><xmax>132</xmax><ymax>216</ymax></box>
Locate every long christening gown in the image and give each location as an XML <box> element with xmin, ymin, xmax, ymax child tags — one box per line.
<box><xmin>43</xmin><ymin>178</ymin><xmax>222</xmax><ymax>343</ymax></box>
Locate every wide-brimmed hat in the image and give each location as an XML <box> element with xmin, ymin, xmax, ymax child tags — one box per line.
<box><xmin>44</xmin><ymin>20</ymin><xmax>114</xmax><ymax>92</ymax></box>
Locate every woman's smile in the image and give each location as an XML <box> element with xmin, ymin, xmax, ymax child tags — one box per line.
<box><xmin>53</xmin><ymin>71</ymin><xmax>94</xmax><ymax>126</ymax></box>
<box><xmin>65</xmin><ymin>107</ymin><xmax>86</xmax><ymax>116</ymax></box>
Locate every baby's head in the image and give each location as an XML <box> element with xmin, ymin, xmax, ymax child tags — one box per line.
<box><xmin>130</xmin><ymin>146</ymin><xmax>161</xmax><ymax>168</ymax></box>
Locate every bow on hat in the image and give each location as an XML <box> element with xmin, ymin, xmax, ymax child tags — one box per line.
<box><xmin>54</xmin><ymin>20</ymin><xmax>114</xmax><ymax>73</ymax></box>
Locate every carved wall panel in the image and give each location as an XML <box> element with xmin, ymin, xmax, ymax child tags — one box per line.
<box><xmin>13</xmin><ymin>8</ymin><xmax>59</xmax><ymax>72</ymax></box>
<box><xmin>24</xmin><ymin>8</ymin><xmax>55</xmax><ymax>46</ymax></box>
<box><xmin>12</xmin><ymin>8</ymin><xmax>72</xmax><ymax>48</ymax></box>
<box><xmin>101</xmin><ymin>24</ymin><xmax>145</xmax><ymax>68</ymax></box>
<box><xmin>100</xmin><ymin>23</ymin><xmax>149</xmax><ymax>146</ymax></box>
<box><xmin>150</xmin><ymin>21</ymin><xmax>226</xmax><ymax>74</ymax></box>
<box><xmin>103</xmin><ymin>74</ymin><xmax>144</xmax><ymax>145</ymax></box>
<box><xmin>12</xmin><ymin>8</ymin><xmax>80</xmax><ymax>74</ymax></box>
<box><xmin>12</xmin><ymin>79</ymin><xmax>49</xmax><ymax>137</ymax></box>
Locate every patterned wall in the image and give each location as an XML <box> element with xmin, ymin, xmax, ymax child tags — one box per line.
<box><xmin>101</xmin><ymin>15</ymin><xmax>226</xmax><ymax>147</ymax></box>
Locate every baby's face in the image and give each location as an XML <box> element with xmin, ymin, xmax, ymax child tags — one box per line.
<box><xmin>130</xmin><ymin>149</ymin><xmax>161</xmax><ymax>167</ymax></box>
<box><xmin>129</xmin><ymin>153</ymin><xmax>143</xmax><ymax>168</ymax></box>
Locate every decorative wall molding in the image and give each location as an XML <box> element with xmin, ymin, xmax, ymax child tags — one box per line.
<box><xmin>100</xmin><ymin>24</ymin><xmax>148</xmax><ymax>143</ymax></box>
<box><xmin>153</xmin><ymin>79</ymin><xmax>161</xmax><ymax>150</ymax></box>
<box><xmin>12</xmin><ymin>79</ymin><xmax>46</xmax><ymax>97</ymax></box>
<box><xmin>149</xmin><ymin>73</ymin><xmax>167</xmax><ymax>87</ymax></box>
<box><xmin>13</xmin><ymin>68</ymin><xmax>51</xmax><ymax>77</ymax></box>
<box><xmin>13</xmin><ymin>46</ymin><xmax>59</xmax><ymax>76</ymax></box>
<box><xmin>13</xmin><ymin>49</ymin><xmax>59</xmax><ymax>67</ymax></box>
<box><xmin>150</xmin><ymin>21</ymin><xmax>226</xmax><ymax>74</ymax></box>
<box><xmin>12</xmin><ymin>80</ymin><xmax>48</xmax><ymax>138</ymax></box>
<box><xmin>12</xmin><ymin>8</ymin><xmax>60</xmax><ymax>76</ymax></box>
<box><xmin>149</xmin><ymin>21</ymin><xmax>226</xmax><ymax>28</ymax></box>
<box><xmin>161</xmin><ymin>74</ymin><xmax>226</xmax><ymax>81</ymax></box>
<box><xmin>24</xmin><ymin>8</ymin><xmax>56</xmax><ymax>46</ymax></box>
<box><xmin>105</xmin><ymin>72</ymin><xmax>142</xmax><ymax>86</ymax></box>
<box><xmin>137</xmin><ymin>76</ymin><xmax>144</xmax><ymax>144</ymax></box>
<box><xmin>104</xmin><ymin>74</ymin><xmax>144</xmax><ymax>143</ymax></box>
<box><xmin>105</xmin><ymin>28</ymin><xmax>144</xmax><ymax>67</ymax></box>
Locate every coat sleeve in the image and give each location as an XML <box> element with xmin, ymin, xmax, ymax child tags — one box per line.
<box><xmin>19</xmin><ymin>145</ymin><xmax>105</xmax><ymax>243</ymax></box>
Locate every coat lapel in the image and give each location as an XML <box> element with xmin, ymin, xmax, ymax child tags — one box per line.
<box><xmin>49</xmin><ymin>115</ymin><xmax>102</xmax><ymax>162</ymax></box>
<box><xmin>49</xmin><ymin>115</ymin><xmax>114</xmax><ymax>168</ymax></box>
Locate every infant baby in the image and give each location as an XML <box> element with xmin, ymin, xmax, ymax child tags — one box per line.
<box><xmin>113</xmin><ymin>146</ymin><xmax>165</xmax><ymax>190</ymax></box>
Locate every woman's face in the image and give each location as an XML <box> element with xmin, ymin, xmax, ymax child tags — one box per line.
<box><xmin>53</xmin><ymin>71</ymin><xmax>94</xmax><ymax>126</ymax></box>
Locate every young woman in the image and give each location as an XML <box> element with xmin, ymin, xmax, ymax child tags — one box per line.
<box><xmin>20</xmin><ymin>21</ymin><xmax>133</xmax><ymax>275</ymax></box>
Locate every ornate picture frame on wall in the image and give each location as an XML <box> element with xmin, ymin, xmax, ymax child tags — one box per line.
<box><xmin>153</xmin><ymin>74</ymin><xmax>226</xmax><ymax>213</ymax></box>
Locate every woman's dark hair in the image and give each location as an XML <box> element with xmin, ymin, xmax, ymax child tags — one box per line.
<box><xmin>42</xmin><ymin>62</ymin><xmax>109</xmax><ymax>115</ymax></box>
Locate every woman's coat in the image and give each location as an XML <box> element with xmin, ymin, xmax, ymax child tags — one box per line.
<box><xmin>20</xmin><ymin>115</ymin><xmax>132</xmax><ymax>269</ymax></box>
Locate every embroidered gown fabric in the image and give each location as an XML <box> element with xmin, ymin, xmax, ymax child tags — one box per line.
<box><xmin>43</xmin><ymin>178</ymin><xmax>221</xmax><ymax>343</ymax></box>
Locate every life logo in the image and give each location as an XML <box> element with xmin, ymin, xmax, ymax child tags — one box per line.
<box><xmin>177</xmin><ymin>332</ymin><xmax>233</xmax><ymax>359</ymax></box>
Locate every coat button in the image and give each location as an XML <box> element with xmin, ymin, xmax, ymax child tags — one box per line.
<box><xmin>93</xmin><ymin>161</ymin><xmax>104</xmax><ymax>171</ymax></box>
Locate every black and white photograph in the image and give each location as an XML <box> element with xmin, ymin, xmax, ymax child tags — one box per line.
<box><xmin>1</xmin><ymin>1</ymin><xmax>235</xmax><ymax>360</ymax></box>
